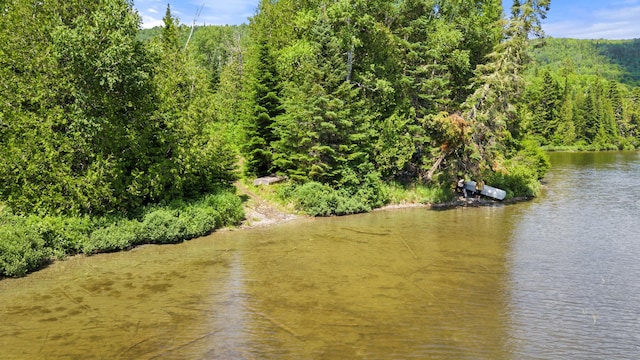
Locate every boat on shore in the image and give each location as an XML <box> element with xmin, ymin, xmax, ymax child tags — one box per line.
<box><xmin>460</xmin><ymin>181</ymin><xmax>507</xmax><ymax>201</ymax></box>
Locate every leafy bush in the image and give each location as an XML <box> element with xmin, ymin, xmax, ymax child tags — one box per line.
<box><xmin>485</xmin><ymin>138</ymin><xmax>549</xmax><ymax>199</ymax></box>
<box><xmin>282</xmin><ymin>174</ymin><xmax>390</xmax><ymax>217</ymax></box>
<box><xmin>487</xmin><ymin>163</ymin><xmax>541</xmax><ymax>198</ymax></box>
<box><xmin>0</xmin><ymin>220</ymin><xmax>51</xmax><ymax>277</ymax></box>
<box><xmin>285</xmin><ymin>182</ymin><xmax>336</xmax><ymax>216</ymax></box>
<box><xmin>1</xmin><ymin>188</ymin><xmax>244</xmax><ymax>276</ymax></box>
<box><xmin>137</xmin><ymin>208</ymin><xmax>185</xmax><ymax>244</ymax></box>
<box><xmin>519</xmin><ymin>138</ymin><xmax>551</xmax><ymax>179</ymax></box>
<box><xmin>83</xmin><ymin>220</ymin><xmax>140</xmax><ymax>254</ymax></box>
<box><xmin>200</xmin><ymin>191</ymin><xmax>244</xmax><ymax>227</ymax></box>
<box><xmin>385</xmin><ymin>181</ymin><xmax>455</xmax><ymax>205</ymax></box>
<box><xmin>25</xmin><ymin>215</ymin><xmax>93</xmax><ymax>258</ymax></box>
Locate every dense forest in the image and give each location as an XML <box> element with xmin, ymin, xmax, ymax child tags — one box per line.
<box><xmin>236</xmin><ymin>0</ymin><xmax>552</xmax><ymax>213</ymax></box>
<box><xmin>0</xmin><ymin>0</ymin><xmax>571</xmax><ymax>277</ymax></box>
<box><xmin>523</xmin><ymin>37</ymin><xmax>640</xmax><ymax>149</ymax></box>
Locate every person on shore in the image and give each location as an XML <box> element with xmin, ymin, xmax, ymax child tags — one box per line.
<box><xmin>475</xmin><ymin>180</ymin><xmax>484</xmax><ymax>200</ymax></box>
<box><xmin>457</xmin><ymin>178</ymin><xmax>467</xmax><ymax>198</ymax></box>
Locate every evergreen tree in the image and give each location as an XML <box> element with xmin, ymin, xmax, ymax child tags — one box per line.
<box><xmin>628</xmin><ymin>87</ymin><xmax>640</xmax><ymax>140</ymax></box>
<box><xmin>161</xmin><ymin>4</ymin><xmax>180</xmax><ymax>51</ymax></box>
<box><xmin>272</xmin><ymin>13</ymin><xmax>372</xmax><ymax>185</ymax></box>
<box><xmin>530</xmin><ymin>70</ymin><xmax>561</xmax><ymax>141</ymax></box>
<box><xmin>582</xmin><ymin>87</ymin><xmax>599</xmax><ymax>142</ymax></box>
<box><xmin>553</xmin><ymin>94</ymin><xmax>577</xmax><ymax>146</ymax></box>
<box><xmin>460</xmin><ymin>0</ymin><xmax>550</xmax><ymax>178</ymax></box>
<box><xmin>243</xmin><ymin>37</ymin><xmax>284</xmax><ymax>177</ymax></box>
<box><xmin>608</xmin><ymin>80</ymin><xmax>625</xmax><ymax>138</ymax></box>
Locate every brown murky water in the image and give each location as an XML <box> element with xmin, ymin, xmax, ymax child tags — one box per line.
<box><xmin>1</xmin><ymin>151</ymin><xmax>639</xmax><ymax>359</ymax></box>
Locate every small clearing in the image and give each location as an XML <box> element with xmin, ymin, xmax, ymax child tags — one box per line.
<box><xmin>234</xmin><ymin>182</ymin><xmax>300</xmax><ymax>229</ymax></box>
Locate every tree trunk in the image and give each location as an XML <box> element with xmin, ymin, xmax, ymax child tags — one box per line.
<box><xmin>426</xmin><ymin>149</ymin><xmax>450</xmax><ymax>181</ymax></box>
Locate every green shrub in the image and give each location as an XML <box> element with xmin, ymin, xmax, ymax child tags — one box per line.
<box><xmin>82</xmin><ymin>205</ymin><xmax>219</xmax><ymax>255</ymax></box>
<box><xmin>485</xmin><ymin>138</ymin><xmax>549</xmax><ymax>199</ymax></box>
<box><xmin>25</xmin><ymin>215</ymin><xmax>93</xmax><ymax>258</ymax></box>
<box><xmin>385</xmin><ymin>182</ymin><xmax>454</xmax><ymax>204</ymax></box>
<box><xmin>487</xmin><ymin>162</ymin><xmax>541</xmax><ymax>198</ymax></box>
<box><xmin>177</xmin><ymin>206</ymin><xmax>217</xmax><ymax>239</ymax></box>
<box><xmin>0</xmin><ymin>189</ymin><xmax>244</xmax><ymax>276</ymax></box>
<box><xmin>283</xmin><ymin>177</ymin><xmax>390</xmax><ymax>217</ymax></box>
<box><xmin>286</xmin><ymin>182</ymin><xmax>335</xmax><ymax>216</ymax></box>
<box><xmin>201</xmin><ymin>191</ymin><xmax>244</xmax><ymax>227</ymax></box>
<box><xmin>0</xmin><ymin>222</ymin><xmax>51</xmax><ymax>277</ymax></box>
<box><xmin>137</xmin><ymin>208</ymin><xmax>185</xmax><ymax>244</ymax></box>
<box><xmin>84</xmin><ymin>220</ymin><xmax>140</xmax><ymax>254</ymax></box>
<box><xmin>520</xmin><ymin>138</ymin><xmax>551</xmax><ymax>179</ymax></box>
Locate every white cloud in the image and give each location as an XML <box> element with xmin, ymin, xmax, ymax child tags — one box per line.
<box><xmin>543</xmin><ymin>2</ymin><xmax>640</xmax><ymax>39</ymax></box>
<box><xmin>134</xmin><ymin>0</ymin><xmax>258</xmax><ymax>28</ymax></box>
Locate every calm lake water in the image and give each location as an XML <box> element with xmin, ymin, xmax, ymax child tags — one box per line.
<box><xmin>1</xmin><ymin>151</ymin><xmax>639</xmax><ymax>359</ymax></box>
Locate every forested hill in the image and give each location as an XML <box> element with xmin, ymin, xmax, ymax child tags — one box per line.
<box><xmin>530</xmin><ymin>37</ymin><xmax>640</xmax><ymax>87</ymax></box>
<box><xmin>522</xmin><ymin>37</ymin><xmax>640</xmax><ymax>151</ymax></box>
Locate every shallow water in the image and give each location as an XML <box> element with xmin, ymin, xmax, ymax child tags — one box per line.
<box><xmin>1</xmin><ymin>151</ymin><xmax>639</xmax><ymax>359</ymax></box>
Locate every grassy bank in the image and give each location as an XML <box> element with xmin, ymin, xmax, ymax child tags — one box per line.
<box><xmin>0</xmin><ymin>189</ymin><xmax>244</xmax><ymax>278</ymax></box>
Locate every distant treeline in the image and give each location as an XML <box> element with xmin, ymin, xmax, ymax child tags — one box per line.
<box><xmin>523</xmin><ymin>37</ymin><xmax>640</xmax><ymax>149</ymax></box>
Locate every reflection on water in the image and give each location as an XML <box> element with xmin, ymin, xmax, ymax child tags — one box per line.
<box><xmin>1</xmin><ymin>151</ymin><xmax>639</xmax><ymax>359</ymax></box>
<box><xmin>207</xmin><ymin>252</ymin><xmax>250</xmax><ymax>359</ymax></box>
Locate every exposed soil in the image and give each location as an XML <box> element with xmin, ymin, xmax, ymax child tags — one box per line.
<box><xmin>234</xmin><ymin>182</ymin><xmax>301</xmax><ymax>229</ymax></box>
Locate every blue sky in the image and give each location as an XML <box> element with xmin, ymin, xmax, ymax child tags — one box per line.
<box><xmin>133</xmin><ymin>0</ymin><xmax>640</xmax><ymax>40</ymax></box>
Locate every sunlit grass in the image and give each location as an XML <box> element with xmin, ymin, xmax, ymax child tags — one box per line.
<box><xmin>384</xmin><ymin>182</ymin><xmax>455</xmax><ymax>205</ymax></box>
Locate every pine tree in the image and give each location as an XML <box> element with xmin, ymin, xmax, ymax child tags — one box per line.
<box><xmin>243</xmin><ymin>37</ymin><xmax>284</xmax><ymax>177</ymax></box>
<box><xmin>460</xmin><ymin>0</ymin><xmax>550</xmax><ymax>178</ymax></box>
<box><xmin>272</xmin><ymin>13</ymin><xmax>373</xmax><ymax>185</ymax></box>
<box><xmin>531</xmin><ymin>70</ymin><xmax>561</xmax><ymax>141</ymax></box>
<box><xmin>161</xmin><ymin>4</ymin><xmax>180</xmax><ymax>52</ymax></box>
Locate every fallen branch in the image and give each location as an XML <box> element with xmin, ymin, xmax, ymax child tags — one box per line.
<box><xmin>426</xmin><ymin>149</ymin><xmax>451</xmax><ymax>181</ymax></box>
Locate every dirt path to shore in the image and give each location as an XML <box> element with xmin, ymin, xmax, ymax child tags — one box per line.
<box><xmin>234</xmin><ymin>182</ymin><xmax>301</xmax><ymax>228</ymax></box>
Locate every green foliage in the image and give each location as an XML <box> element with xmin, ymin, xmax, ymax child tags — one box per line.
<box><xmin>83</xmin><ymin>190</ymin><xmax>244</xmax><ymax>254</ymax></box>
<box><xmin>190</xmin><ymin>25</ymin><xmax>248</xmax><ymax>89</ymax></box>
<box><xmin>487</xmin><ymin>163</ymin><xmax>541</xmax><ymax>198</ymax></box>
<box><xmin>0</xmin><ymin>217</ymin><xmax>51</xmax><ymax>277</ymax></box>
<box><xmin>24</xmin><ymin>215</ymin><xmax>93</xmax><ymax>258</ymax></box>
<box><xmin>0</xmin><ymin>189</ymin><xmax>244</xmax><ymax>277</ymax></box>
<box><xmin>386</xmin><ymin>182</ymin><xmax>455</xmax><ymax>205</ymax></box>
<box><xmin>243</xmin><ymin>35</ymin><xmax>284</xmax><ymax>177</ymax></box>
<box><xmin>486</xmin><ymin>138</ymin><xmax>549</xmax><ymax>198</ymax></box>
<box><xmin>161</xmin><ymin>4</ymin><xmax>180</xmax><ymax>51</ymax></box>
<box><xmin>0</xmin><ymin>0</ymin><xmax>238</xmax><ymax>216</ymax></box>
<box><xmin>525</xmin><ymin>38</ymin><xmax>640</xmax><ymax>150</ymax></box>
<box><xmin>200</xmin><ymin>191</ymin><xmax>245</xmax><ymax>228</ymax></box>
<box><xmin>518</xmin><ymin>138</ymin><xmax>552</xmax><ymax>179</ymax></box>
<box><xmin>280</xmin><ymin>172</ymin><xmax>389</xmax><ymax>217</ymax></box>
<box><xmin>529</xmin><ymin>38</ymin><xmax>640</xmax><ymax>87</ymax></box>
<box><xmin>284</xmin><ymin>182</ymin><xmax>366</xmax><ymax>217</ymax></box>
<box><xmin>84</xmin><ymin>220</ymin><xmax>140</xmax><ymax>254</ymax></box>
